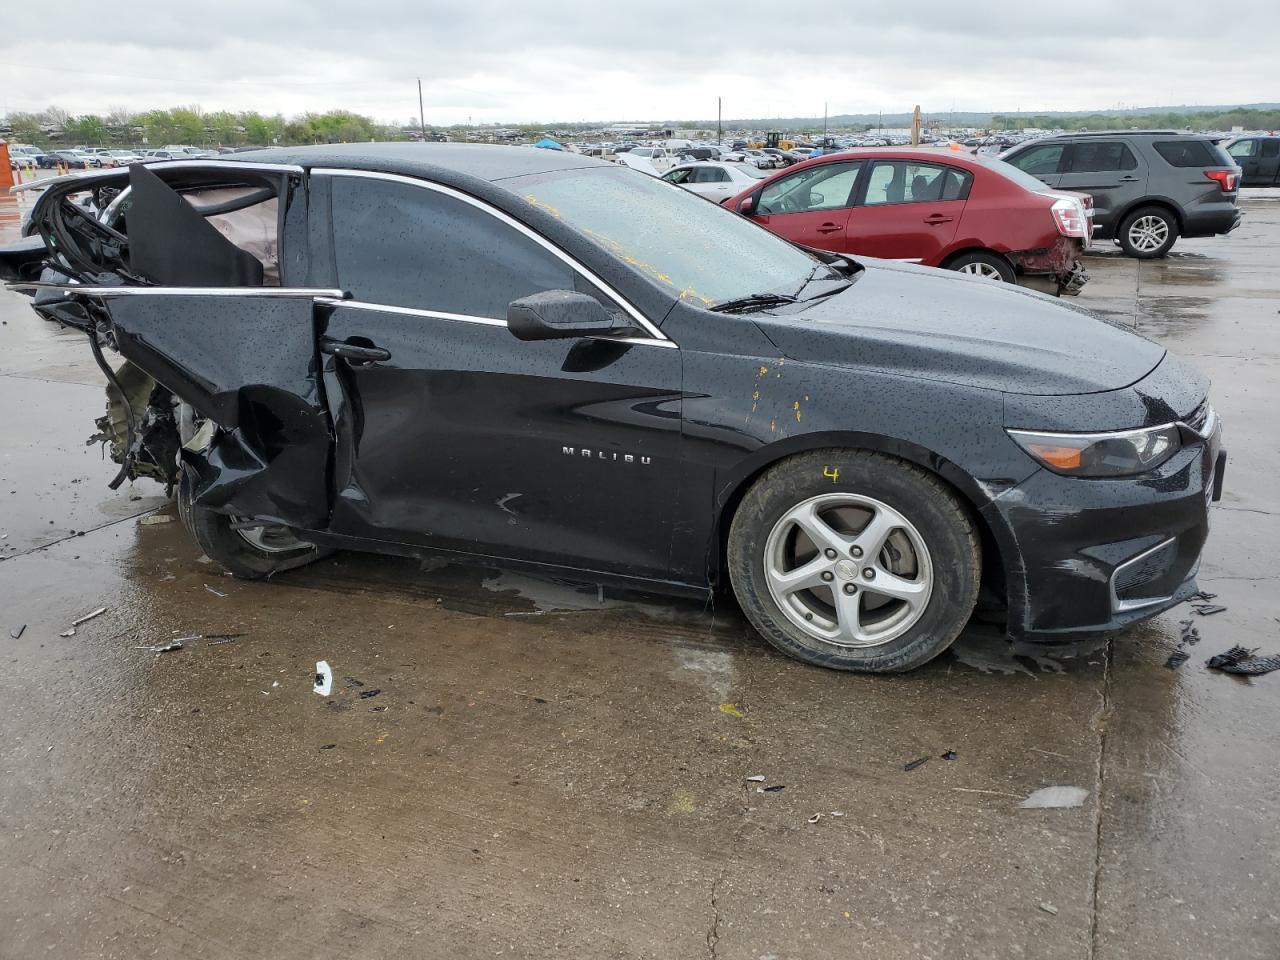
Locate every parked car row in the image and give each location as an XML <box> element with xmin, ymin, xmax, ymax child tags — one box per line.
<box><xmin>7</xmin><ymin>143</ymin><xmax>222</xmax><ymax>170</ymax></box>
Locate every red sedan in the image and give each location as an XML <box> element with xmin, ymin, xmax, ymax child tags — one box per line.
<box><xmin>725</xmin><ymin>148</ymin><xmax>1092</xmax><ymax>294</ymax></box>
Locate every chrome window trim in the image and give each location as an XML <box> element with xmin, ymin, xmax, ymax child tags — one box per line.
<box><xmin>312</xmin><ymin>167</ymin><xmax>674</xmax><ymax>346</ymax></box>
<box><xmin>1109</xmin><ymin>535</ymin><xmax>1179</xmax><ymax>613</ymax></box>
<box><xmin>59</xmin><ymin>286</ymin><xmax>347</xmax><ymax>299</ymax></box>
<box><xmin>314</xmin><ymin>297</ymin><xmax>677</xmax><ymax>348</ymax></box>
<box><xmin>9</xmin><ymin>159</ymin><xmax>305</xmax><ymax>194</ymax></box>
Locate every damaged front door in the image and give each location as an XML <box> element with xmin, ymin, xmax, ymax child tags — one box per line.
<box><xmin>81</xmin><ymin>290</ymin><xmax>339</xmax><ymax>528</ymax></box>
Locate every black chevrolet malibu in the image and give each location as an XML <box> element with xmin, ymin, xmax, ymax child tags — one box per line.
<box><xmin>0</xmin><ymin>144</ymin><xmax>1224</xmax><ymax>672</ymax></box>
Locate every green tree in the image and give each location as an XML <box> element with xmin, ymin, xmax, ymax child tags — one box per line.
<box><xmin>64</xmin><ymin>115</ymin><xmax>107</xmax><ymax>145</ymax></box>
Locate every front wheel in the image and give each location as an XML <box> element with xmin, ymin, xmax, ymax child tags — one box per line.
<box><xmin>727</xmin><ymin>450</ymin><xmax>980</xmax><ymax>672</ymax></box>
<box><xmin>948</xmin><ymin>250</ymin><xmax>1016</xmax><ymax>283</ymax></box>
<box><xmin>1118</xmin><ymin>206</ymin><xmax>1179</xmax><ymax>258</ymax></box>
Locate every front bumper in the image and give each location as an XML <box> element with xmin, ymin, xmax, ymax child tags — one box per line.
<box><xmin>980</xmin><ymin>422</ymin><xmax>1224</xmax><ymax>644</ymax></box>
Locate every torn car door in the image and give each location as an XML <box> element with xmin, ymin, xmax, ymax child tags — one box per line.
<box><xmin>78</xmin><ymin>290</ymin><xmax>337</xmax><ymax>527</ymax></box>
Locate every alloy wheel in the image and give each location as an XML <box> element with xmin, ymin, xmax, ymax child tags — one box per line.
<box><xmin>231</xmin><ymin>517</ymin><xmax>309</xmax><ymax>554</ymax></box>
<box><xmin>762</xmin><ymin>493</ymin><xmax>933</xmax><ymax>649</ymax></box>
<box><xmin>957</xmin><ymin>261</ymin><xmax>1007</xmax><ymax>281</ymax></box>
<box><xmin>1128</xmin><ymin>215</ymin><xmax>1170</xmax><ymax>253</ymax></box>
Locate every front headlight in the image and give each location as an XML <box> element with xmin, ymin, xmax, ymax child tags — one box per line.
<box><xmin>1007</xmin><ymin>424</ymin><xmax>1182</xmax><ymax>477</ymax></box>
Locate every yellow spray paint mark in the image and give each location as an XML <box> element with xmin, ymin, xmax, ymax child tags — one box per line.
<box><xmin>824</xmin><ymin>467</ymin><xmax>840</xmax><ymax>482</ymax></box>
<box><xmin>758</xmin><ymin>366</ymin><xmax>770</xmax><ymax>377</ymax></box>
<box><xmin>719</xmin><ymin>702</ymin><xmax>746</xmax><ymax>718</ymax></box>
<box><xmin>793</xmin><ymin>401</ymin><xmax>802</xmax><ymax>423</ymax></box>
<box><xmin>769</xmin><ymin>419</ymin><xmax>777</xmax><ymax>434</ymax></box>
<box><xmin>668</xmin><ymin>789</ymin><xmax>697</xmax><ymax>814</ymax></box>
<box><xmin>375</xmin><ymin>732</ymin><xmax>389</xmax><ymax>744</ymax></box>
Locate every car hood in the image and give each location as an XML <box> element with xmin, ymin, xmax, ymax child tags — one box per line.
<box><xmin>754</xmin><ymin>259</ymin><xmax>1165</xmax><ymax>397</ymax></box>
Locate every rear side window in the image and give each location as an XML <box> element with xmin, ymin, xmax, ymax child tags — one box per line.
<box><xmin>1227</xmin><ymin>139</ymin><xmax>1257</xmax><ymax>158</ymax></box>
<box><xmin>1153</xmin><ymin>140</ymin><xmax>1218</xmax><ymax>167</ymax></box>
<box><xmin>1263</xmin><ymin>141</ymin><xmax>1280</xmax><ymax>159</ymax></box>
<box><xmin>328</xmin><ymin>175</ymin><xmax>596</xmax><ymax>318</ymax></box>
<box><xmin>1066</xmin><ymin>142</ymin><xmax>1139</xmax><ymax>173</ymax></box>
<box><xmin>863</xmin><ymin>162</ymin><xmax>962</xmax><ymax>205</ymax></box>
<box><xmin>1007</xmin><ymin>144</ymin><xmax>1065</xmax><ymax>176</ymax></box>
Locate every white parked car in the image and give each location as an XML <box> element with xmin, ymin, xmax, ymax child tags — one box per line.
<box><xmin>617</xmin><ymin>146</ymin><xmax>679</xmax><ymax>175</ymax></box>
<box><xmin>721</xmin><ymin>150</ymin><xmax>772</xmax><ymax>170</ymax></box>
<box><xmin>660</xmin><ymin>161</ymin><xmax>768</xmax><ymax>201</ymax></box>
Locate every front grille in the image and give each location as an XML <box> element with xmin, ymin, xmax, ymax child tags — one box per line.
<box><xmin>1184</xmin><ymin>399</ymin><xmax>1211</xmax><ymax>434</ymax></box>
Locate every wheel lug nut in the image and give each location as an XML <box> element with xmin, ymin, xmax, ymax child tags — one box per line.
<box><xmin>862</xmin><ymin>568</ymin><xmax>876</xmax><ymax>580</ymax></box>
<box><xmin>804</xmin><ymin>612</ymin><xmax>814</xmax><ymax>621</ymax></box>
<box><xmin>851</xmin><ymin>546</ymin><xmax>863</xmax><ymax>558</ymax></box>
<box><xmin>821</xmin><ymin>571</ymin><xmax>834</xmax><ymax>582</ymax></box>
<box><xmin>823</xmin><ymin>548</ymin><xmax>837</xmax><ymax>560</ymax></box>
<box><xmin>843</xmin><ymin>583</ymin><xmax>857</xmax><ymax>595</ymax></box>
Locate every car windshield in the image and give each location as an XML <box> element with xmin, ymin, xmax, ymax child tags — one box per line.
<box><xmin>972</xmin><ymin>152</ymin><xmax>1054</xmax><ymax>193</ymax></box>
<box><xmin>510</xmin><ymin>166</ymin><xmax>833</xmax><ymax>306</ymax></box>
<box><xmin>732</xmin><ymin>163</ymin><xmax>769</xmax><ymax>179</ymax></box>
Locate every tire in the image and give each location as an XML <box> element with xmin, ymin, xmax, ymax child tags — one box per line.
<box><xmin>1118</xmin><ymin>206</ymin><xmax>1179</xmax><ymax>258</ymax></box>
<box><xmin>947</xmin><ymin>251</ymin><xmax>1016</xmax><ymax>283</ymax></box>
<box><xmin>178</xmin><ymin>473</ymin><xmax>325</xmax><ymax>580</ymax></box>
<box><xmin>727</xmin><ymin>450</ymin><xmax>980</xmax><ymax>673</ymax></box>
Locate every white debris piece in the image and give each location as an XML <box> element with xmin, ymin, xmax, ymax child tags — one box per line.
<box><xmin>745</xmin><ymin>775</ymin><xmax>766</xmax><ymax>783</ymax></box>
<box><xmin>314</xmin><ymin>660</ymin><xmax>333</xmax><ymax>697</ymax></box>
<box><xmin>139</xmin><ymin>514</ymin><xmax>173</xmax><ymax>525</ymax></box>
<box><xmin>1020</xmin><ymin>786</ymin><xmax>1089</xmax><ymax>809</ymax></box>
<box><xmin>807</xmin><ymin>813</ymin><xmax>821</xmax><ymax>824</ymax></box>
<box><xmin>60</xmin><ymin>606</ymin><xmax>107</xmax><ymax>637</ymax></box>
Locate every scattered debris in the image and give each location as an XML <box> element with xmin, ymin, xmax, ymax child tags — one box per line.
<box><xmin>60</xmin><ymin>606</ymin><xmax>107</xmax><ymax>637</ymax></box>
<box><xmin>1038</xmin><ymin>902</ymin><xmax>1059</xmax><ymax>916</ymax></box>
<box><xmin>807</xmin><ymin>813</ymin><xmax>822</xmax><ymax>824</ymax></box>
<box><xmin>1206</xmin><ymin>646</ymin><xmax>1280</xmax><ymax>676</ymax></box>
<box><xmin>153</xmin><ymin>640</ymin><xmax>185</xmax><ymax>653</ymax></box>
<box><xmin>904</xmin><ymin>757</ymin><xmax>929</xmax><ymax>771</ymax></box>
<box><xmin>344</xmin><ymin>676</ymin><xmax>365</xmax><ymax>687</ymax></box>
<box><xmin>718</xmin><ymin>703</ymin><xmax>745</xmax><ymax>718</ymax></box>
<box><xmin>204</xmin><ymin>634</ymin><xmax>242</xmax><ymax>646</ymax></box>
<box><xmin>830</xmin><ymin>811</ymin><xmax>845</xmax><ymax>817</ymax></box>
<box><xmin>1178</xmin><ymin>620</ymin><xmax>1201</xmax><ymax>645</ymax></box>
<box><xmin>358</xmin><ymin>688</ymin><xmax>382</xmax><ymax>700</ymax></box>
<box><xmin>941</xmin><ymin>750</ymin><xmax>958</xmax><ymax>761</ymax></box>
<box><xmin>203</xmin><ymin>584</ymin><xmax>228</xmax><ymax>598</ymax></box>
<box><xmin>1192</xmin><ymin>604</ymin><xmax>1227</xmax><ymax>616</ymax></box>
<box><xmin>745</xmin><ymin>775</ymin><xmax>766</xmax><ymax>782</ymax></box>
<box><xmin>1020</xmin><ymin>786</ymin><xmax>1089</xmax><ymax>809</ymax></box>
<box><xmin>314</xmin><ymin>660</ymin><xmax>333</xmax><ymax>696</ymax></box>
<box><xmin>761</xmin><ymin>785</ymin><xmax>786</xmax><ymax>793</ymax></box>
<box><xmin>1186</xmin><ymin>590</ymin><xmax>1218</xmax><ymax>603</ymax></box>
<box><xmin>9</xmin><ymin>624</ymin><xmax>25</xmax><ymax>640</ymax></box>
<box><xmin>319</xmin><ymin>744</ymin><xmax>336</xmax><ymax>750</ymax></box>
<box><xmin>1165</xmin><ymin>650</ymin><xmax>1191</xmax><ymax>670</ymax></box>
<box><xmin>139</xmin><ymin>514</ymin><xmax>173</xmax><ymax>525</ymax></box>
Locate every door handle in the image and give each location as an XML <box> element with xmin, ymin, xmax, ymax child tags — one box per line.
<box><xmin>816</xmin><ymin>222</ymin><xmax>843</xmax><ymax>233</ymax></box>
<box><xmin>320</xmin><ymin>337</ymin><xmax>391</xmax><ymax>364</ymax></box>
<box><xmin>923</xmin><ymin>214</ymin><xmax>954</xmax><ymax>225</ymax></box>
<box><xmin>1118</xmin><ymin>176</ymin><xmax>1141</xmax><ymax>183</ymax></box>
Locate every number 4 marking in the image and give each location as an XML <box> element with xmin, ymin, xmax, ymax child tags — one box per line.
<box><xmin>824</xmin><ymin>467</ymin><xmax>840</xmax><ymax>482</ymax></box>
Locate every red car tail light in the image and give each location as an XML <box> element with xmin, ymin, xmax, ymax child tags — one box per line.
<box><xmin>1050</xmin><ymin>197</ymin><xmax>1089</xmax><ymax>238</ymax></box>
<box><xmin>1204</xmin><ymin>169</ymin><xmax>1239</xmax><ymax>192</ymax></box>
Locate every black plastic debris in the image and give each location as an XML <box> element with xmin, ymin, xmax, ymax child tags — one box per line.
<box><xmin>319</xmin><ymin>744</ymin><xmax>336</xmax><ymax>750</ymax></box>
<box><xmin>1186</xmin><ymin>591</ymin><xmax>1218</xmax><ymax>603</ymax></box>
<box><xmin>1165</xmin><ymin>650</ymin><xmax>1190</xmax><ymax>670</ymax></box>
<box><xmin>904</xmin><ymin>757</ymin><xmax>929</xmax><ymax>771</ymax></box>
<box><xmin>1192</xmin><ymin>604</ymin><xmax>1228</xmax><ymax>616</ymax></box>
<box><xmin>762</xmin><ymin>784</ymin><xmax>786</xmax><ymax>793</ymax></box>
<box><xmin>358</xmin><ymin>688</ymin><xmax>382</xmax><ymax>700</ymax></box>
<box><xmin>1178</xmin><ymin>620</ymin><xmax>1200</xmax><ymax>645</ymax></box>
<box><xmin>9</xmin><ymin>624</ymin><xmax>25</xmax><ymax>640</ymax></box>
<box><xmin>941</xmin><ymin>750</ymin><xmax>958</xmax><ymax>761</ymax></box>
<box><xmin>344</xmin><ymin>676</ymin><xmax>364</xmax><ymax>687</ymax></box>
<box><xmin>1207</xmin><ymin>646</ymin><xmax>1280</xmax><ymax>676</ymax></box>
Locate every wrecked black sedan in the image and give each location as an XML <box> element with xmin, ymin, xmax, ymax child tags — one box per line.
<box><xmin>1</xmin><ymin>145</ymin><xmax>1224</xmax><ymax>672</ymax></box>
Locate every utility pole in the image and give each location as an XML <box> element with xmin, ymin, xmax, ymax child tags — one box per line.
<box><xmin>717</xmin><ymin>97</ymin><xmax>722</xmax><ymax>146</ymax></box>
<box><xmin>823</xmin><ymin>102</ymin><xmax>828</xmax><ymax>142</ymax></box>
<box><xmin>417</xmin><ymin>78</ymin><xmax>426</xmax><ymax>140</ymax></box>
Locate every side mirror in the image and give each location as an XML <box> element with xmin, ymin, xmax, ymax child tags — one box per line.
<box><xmin>738</xmin><ymin>194</ymin><xmax>756</xmax><ymax>214</ymax></box>
<box><xmin>507</xmin><ymin>290</ymin><xmax>624</xmax><ymax>341</ymax></box>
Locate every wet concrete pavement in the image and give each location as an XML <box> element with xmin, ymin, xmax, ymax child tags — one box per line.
<box><xmin>1</xmin><ymin>194</ymin><xmax>1278</xmax><ymax>959</ymax></box>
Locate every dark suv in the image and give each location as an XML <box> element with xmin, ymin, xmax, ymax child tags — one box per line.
<box><xmin>1224</xmin><ymin>135</ymin><xmax>1280</xmax><ymax>187</ymax></box>
<box><xmin>1000</xmin><ymin>132</ymin><xmax>1241</xmax><ymax>258</ymax></box>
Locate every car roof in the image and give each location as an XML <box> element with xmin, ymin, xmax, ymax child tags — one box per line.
<box><xmin>229</xmin><ymin>142</ymin><xmax>605</xmax><ymax>182</ymax></box>
<box><xmin>806</xmin><ymin>148</ymin><xmax>985</xmax><ymax>169</ymax></box>
<box><xmin>1032</xmin><ymin>130</ymin><xmax>1202</xmax><ymax>140</ymax></box>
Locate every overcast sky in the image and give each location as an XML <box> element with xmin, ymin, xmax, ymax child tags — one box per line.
<box><xmin>2</xmin><ymin>1</ymin><xmax>1276</xmax><ymax>124</ymax></box>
